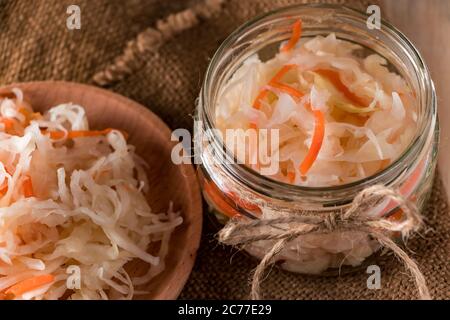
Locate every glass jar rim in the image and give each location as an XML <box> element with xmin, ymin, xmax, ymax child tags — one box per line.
<box><xmin>199</xmin><ymin>3</ymin><xmax>437</xmax><ymax>200</ymax></box>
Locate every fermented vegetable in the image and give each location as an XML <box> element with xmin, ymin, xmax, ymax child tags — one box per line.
<box><xmin>211</xmin><ymin>19</ymin><xmax>420</xmax><ymax>274</ymax></box>
<box><xmin>0</xmin><ymin>89</ymin><xmax>182</xmax><ymax>300</ymax></box>
<box><xmin>216</xmin><ymin>20</ymin><xmax>417</xmax><ymax>187</ymax></box>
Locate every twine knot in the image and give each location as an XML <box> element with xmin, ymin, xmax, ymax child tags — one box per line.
<box><xmin>323</xmin><ymin>212</ymin><xmax>337</xmax><ymax>231</ymax></box>
<box><xmin>218</xmin><ymin>185</ymin><xmax>431</xmax><ymax>300</ymax></box>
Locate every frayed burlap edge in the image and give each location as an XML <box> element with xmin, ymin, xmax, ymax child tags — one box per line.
<box><xmin>93</xmin><ymin>0</ymin><xmax>226</xmax><ymax>86</ymax></box>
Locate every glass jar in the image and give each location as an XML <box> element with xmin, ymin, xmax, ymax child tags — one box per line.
<box><xmin>194</xmin><ymin>4</ymin><xmax>439</xmax><ymax>275</ymax></box>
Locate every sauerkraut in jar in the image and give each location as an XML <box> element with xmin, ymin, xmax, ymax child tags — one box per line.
<box><xmin>216</xmin><ymin>29</ymin><xmax>417</xmax><ymax>187</ymax></box>
<box><xmin>196</xmin><ymin>5</ymin><xmax>438</xmax><ymax>275</ymax></box>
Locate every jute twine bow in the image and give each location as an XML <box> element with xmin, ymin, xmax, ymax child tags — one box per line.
<box><xmin>218</xmin><ymin>185</ymin><xmax>431</xmax><ymax>300</ymax></box>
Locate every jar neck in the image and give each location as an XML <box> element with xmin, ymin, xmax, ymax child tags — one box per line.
<box><xmin>198</xmin><ymin>4</ymin><xmax>437</xmax><ymax>205</ymax></box>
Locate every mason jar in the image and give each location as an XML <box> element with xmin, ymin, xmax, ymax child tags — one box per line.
<box><xmin>194</xmin><ymin>4</ymin><xmax>439</xmax><ymax>275</ymax></box>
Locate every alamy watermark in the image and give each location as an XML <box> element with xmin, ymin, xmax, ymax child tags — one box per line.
<box><xmin>171</xmin><ymin>120</ymin><xmax>280</xmax><ymax>176</ymax></box>
<box><xmin>66</xmin><ymin>265</ymin><xmax>81</xmax><ymax>290</ymax></box>
<box><xmin>366</xmin><ymin>5</ymin><xmax>381</xmax><ymax>30</ymax></box>
<box><xmin>66</xmin><ymin>5</ymin><xmax>81</xmax><ymax>30</ymax></box>
<box><xmin>366</xmin><ymin>264</ymin><xmax>381</xmax><ymax>290</ymax></box>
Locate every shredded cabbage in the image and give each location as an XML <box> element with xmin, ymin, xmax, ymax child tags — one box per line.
<box><xmin>0</xmin><ymin>90</ymin><xmax>182</xmax><ymax>300</ymax></box>
<box><xmin>216</xmin><ymin>33</ymin><xmax>418</xmax><ymax>187</ymax></box>
<box><xmin>214</xmin><ymin>33</ymin><xmax>418</xmax><ymax>273</ymax></box>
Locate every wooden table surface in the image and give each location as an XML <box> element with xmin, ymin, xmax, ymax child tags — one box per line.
<box><xmin>381</xmin><ymin>0</ymin><xmax>450</xmax><ymax>198</ymax></box>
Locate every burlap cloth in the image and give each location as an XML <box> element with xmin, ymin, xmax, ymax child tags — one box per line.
<box><xmin>0</xmin><ymin>0</ymin><xmax>448</xmax><ymax>299</ymax></box>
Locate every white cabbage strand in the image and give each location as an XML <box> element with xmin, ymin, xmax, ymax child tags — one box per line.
<box><xmin>0</xmin><ymin>93</ymin><xmax>182</xmax><ymax>300</ymax></box>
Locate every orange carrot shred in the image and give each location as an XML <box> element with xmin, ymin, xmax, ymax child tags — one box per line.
<box><xmin>399</xmin><ymin>159</ymin><xmax>425</xmax><ymax>195</ymax></box>
<box><xmin>227</xmin><ymin>191</ymin><xmax>261</xmax><ymax>212</ymax></box>
<box><xmin>249</xmin><ymin>122</ymin><xmax>258</xmax><ymax>130</ymax></box>
<box><xmin>18</xmin><ymin>108</ymin><xmax>32</xmax><ymax>126</ymax></box>
<box><xmin>287</xmin><ymin>172</ymin><xmax>296</xmax><ymax>184</ymax></box>
<box><xmin>252</xmin><ymin>64</ymin><xmax>303</xmax><ymax>110</ymax></box>
<box><xmin>388</xmin><ymin>209</ymin><xmax>403</xmax><ymax>222</ymax></box>
<box><xmin>0</xmin><ymin>186</ymin><xmax>7</xmax><ymax>197</ymax></box>
<box><xmin>1</xmin><ymin>118</ymin><xmax>14</xmax><ymax>132</ymax></box>
<box><xmin>315</xmin><ymin>69</ymin><xmax>367</xmax><ymax>107</ymax></box>
<box><xmin>269</xmin><ymin>64</ymin><xmax>296</xmax><ymax>83</ymax></box>
<box><xmin>269</xmin><ymin>65</ymin><xmax>303</xmax><ymax>100</ymax></box>
<box><xmin>45</xmin><ymin>129</ymin><xmax>129</xmax><ymax>140</ymax></box>
<box><xmin>281</xmin><ymin>19</ymin><xmax>302</xmax><ymax>53</ymax></box>
<box><xmin>269</xmin><ymin>82</ymin><xmax>304</xmax><ymax>100</ymax></box>
<box><xmin>204</xmin><ymin>181</ymin><xmax>241</xmax><ymax>218</ymax></box>
<box><xmin>300</xmin><ymin>110</ymin><xmax>325</xmax><ymax>175</ymax></box>
<box><xmin>252</xmin><ymin>89</ymin><xmax>269</xmax><ymax>110</ymax></box>
<box><xmin>23</xmin><ymin>175</ymin><xmax>34</xmax><ymax>198</ymax></box>
<box><xmin>4</xmin><ymin>274</ymin><xmax>54</xmax><ymax>297</ymax></box>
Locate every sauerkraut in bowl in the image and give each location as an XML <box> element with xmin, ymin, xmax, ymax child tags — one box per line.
<box><xmin>0</xmin><ymin>89</ymin><xmax>183</xmax><ymax>299</ymax></box>
<box><xmin>196</xmin><ymin>5</ymin><xmax>438</xmax><ymax>275</ymax></box>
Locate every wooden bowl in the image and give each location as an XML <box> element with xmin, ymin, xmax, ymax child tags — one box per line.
<box><xmin>0</xmin><ymin>81</ymin><xmax>202</xmax><ymax>300</ymax></box>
